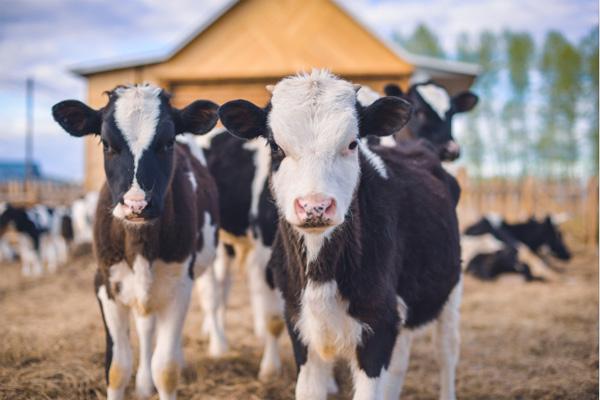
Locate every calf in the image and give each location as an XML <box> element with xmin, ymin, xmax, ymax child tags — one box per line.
<box><xmin>52</xmin><ymin>84</ymin><xmax>220</xmax><ymax>400</ymax></box>
<box><xmin>463</xmin><ymin>214</ymin><xmax>571</xmax><ymax>281</ymax></box>
<box><xmin>219</xmin><ymin>70</ymin><xmax>462</xmax><ymax>400</ymax></box>
<box><xmin>197</xmin><ymin>87</ymin><xmax>398</xmax><ymax>380</ymax></box>
<box><xmin>384</xmin><ymin>81</ymin><xmax>478</xmax><ymax>161</ymax></box>
<box><xmin>0</xmin><ymin>203</ymin><xmax>68</xmax><ymax>275</ymax></box>
<box><xmin>197</xmin><ymin>130</ymin><xmax>283</xmax><ymax>376</ymax></box>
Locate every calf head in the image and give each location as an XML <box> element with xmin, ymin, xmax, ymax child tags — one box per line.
<box><xmin>539</xmin><ymin>216</ymin><xmax>571</xmax><ymax>260</ymax></box>
<box><xmin>219</xmin><ymin>70</ymin><xmax>411</xmax><ymax>235</ymax></box>
<box><xmin>53</xmin><ymin>84</ymin><xmax>218</xmax><ymax>223</ymax></box>
<box><xmin>384</xmin><ymin>81</ymin><xmax>478</xmax><ymax>161</ymax></box>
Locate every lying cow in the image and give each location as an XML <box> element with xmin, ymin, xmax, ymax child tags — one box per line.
<box><xmin>219</xmin><ymin>69</ymin><xmax>462</xmax><ymax>400</ymax></box>
<box><xmin>463</xmin><ymin>214</ymin><xmax>571</xmax><ymax>281</ymax></box>
<box><xmin>52</xmin><ymin>83</ymin><xmax>221</xmax><ymax>400</ymax></box>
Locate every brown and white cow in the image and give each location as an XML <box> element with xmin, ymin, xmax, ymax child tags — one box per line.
<box><xmin>52</xmin><ymin>84</ymin><xmax>223</xmax><ymax>400</ymax></box>
<box><xmin>219</xmin><ymin>70</ymin><xmax>463</xmax><ymax>400</ymax></box>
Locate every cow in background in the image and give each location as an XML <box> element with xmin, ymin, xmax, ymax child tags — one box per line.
<box><xmin>0</xmin><ymin>202</ymin><xmax>72</xmax><ymax>276</ymax></box>
<box><xmin>384</xmin><ymin>81</ymin><xmax>478</xmax><ymax>161</ymax></box>
<box><xmin>462</xmin><ymin>214</ymin><xmax>571</xmax><ymax>281</ymax></box>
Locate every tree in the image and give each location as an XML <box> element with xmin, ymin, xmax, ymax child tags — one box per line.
<box><xmin>397</xmin><ymin>23</ymin><xmax>446</xmax><ymax>58</ymax></box>
<box><xmin>579</xmin><ymin>26</ymin><xmax>599</xmax><ymax>176</ymax></box>
<box><xmin>503</xmin><ymin>31</ymin><xmax>535</xmax><ymax>176</ymax></box>
<box><xmin>538</xmin><ymin>31</ymin><xmax>582</xmax><ymax>177</ymax></box>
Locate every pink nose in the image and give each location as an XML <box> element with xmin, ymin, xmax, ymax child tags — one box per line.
<box><xmin>124</xmin><ymin>195</ymin><xmax>147</xmax><ymax>214</ymax></box>
<box><xmin>295</xmin><ymin>194</ymin><xmax>336</xmax><ymax>223</ymax></box>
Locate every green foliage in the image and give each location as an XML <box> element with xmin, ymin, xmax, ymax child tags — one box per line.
<box><xmin>396</xmin><ymin>23</ymin><xmax>446</xmax><ymax>58</ymax></box>
<box><xmin>395</xmin><ymin>23</ymin><xmax>597</xmax><ymax>178</ymax></box>
<box><xmin>579</xmin><ymin>26</ymin><xmax>599</xmax><ymax>175</ymax></box>
<box><xmin>538</xmin><ymin>30</ymin><xmax>582</xmax><ymax>177</ymax></box>
<box><xmin>504</xmin><ymin>31</ymin><xmax>535</xmax><ymax>175</ymax></box>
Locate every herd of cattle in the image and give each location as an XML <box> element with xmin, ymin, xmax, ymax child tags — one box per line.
<box><xmin>0</xmin><ymin>70</ymin><xmax>572</xmax><ymax>400</ymax></box>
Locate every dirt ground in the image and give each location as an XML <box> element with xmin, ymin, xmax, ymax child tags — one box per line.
<box><xmin>0</xmin><ymin>240</ymin><xmax>597</xmax><ymax>400</ymax></box>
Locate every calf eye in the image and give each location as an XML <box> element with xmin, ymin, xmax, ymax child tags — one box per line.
<box><xmin>269</xmin><ymin>140</ymin><xmax>285</xmax><ymax>157</ymax></box>
<box><xmin>158</xmin><ymin>139</ymin><xmax>175</xmax><ymax>153</ymax></box>
<box><xmin>348</xmin><ymin>140</ymin><xmax>358</xmax><ymax>150</ymax></box>
<box><xmin>101</xmin><ymin>139</ymin><xmax>118</xmax><ymax>155</ymax></box>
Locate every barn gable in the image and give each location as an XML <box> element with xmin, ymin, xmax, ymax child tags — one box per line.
<box><xmin>74</xmin><ymin>0</ymin><xmax>479</xmax><ymax>190</ymax></box>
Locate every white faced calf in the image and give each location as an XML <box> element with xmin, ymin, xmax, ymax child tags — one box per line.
<box><xmin>52</xmin><ymin>84</ymin><xmax>221</xmax><ymax>400</ymax></box>
<box><xmin>220</xmin><ymin>70</ymin><xmax>462</xmax><ymax>400</ymax></box>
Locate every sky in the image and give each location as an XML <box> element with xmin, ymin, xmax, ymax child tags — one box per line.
<box><xmin>0</xmin><ymin>0</ymin><xmax>597</xmax><ymax>182</ymax></box>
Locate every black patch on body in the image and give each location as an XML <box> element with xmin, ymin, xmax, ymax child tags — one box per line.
<box><xmin>204</xmin><ymin>131</ymin><xmax>255</xmax><ymax>237</ymax></box>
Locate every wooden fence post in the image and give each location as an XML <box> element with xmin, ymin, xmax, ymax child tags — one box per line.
<box><xmin>585</xmin><ymin>177</ymin><xmax>598</xmax><ymax>247</ymax></box>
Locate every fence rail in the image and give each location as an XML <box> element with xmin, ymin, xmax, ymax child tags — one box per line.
<box><xmin>456</xmin><ymin>169</ymin><xmax>598</xmax><ymax>247</ymax></box>
<box><xmin>0</xmin><ymin>180</ymin><xmax>83</xmax><ymax>206</ymax></box>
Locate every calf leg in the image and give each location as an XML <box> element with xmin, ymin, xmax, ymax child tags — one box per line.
<box><xmin>353</xmin><ymin>322</ymin><xmax>397</xmax><ymax>400</ymax></box>
<box><xmin>196</xmin><ymin>264</ymin><xmax>228</xmax><ymax>357</ymax></box>
<box><xmin>434</xmin><ymin>278</ymin><xmax>462</xmax><ymax>400</ymax></box>
<box><xmin>296</xmin><ymin>349</ymin><xmax>332</xmax><ymax>400</ymax></box>
<box><xmin>152</xmin><ymin>276</ymin><xmax>193</xmax><ymax>400</ymax></box>
<box><xmin>97</xmin><ymin>284</ymin><xmax>132</xmax><ymax>400</ymax></box>
<box><xmin>246</xmin><ymin>244</ymin><xmax>271</xmax><ymax>339</ymax></box>
<box><xmin>134</xmin><ymin>312</ymin><xmax>156</xmax><ymax>399</ymax></box>
<box><xmin>211</xmin><ymin>243</ymin><xmax>233</xmax><ymax>335</ymax></box>
<box><xmin>383</xmin><ymin>330</ymin><xmax>413</xmax><ymax>400</ymax></box>
<box><xmin>258</xmin><ymin>269</ymin><xmax>285</xmax><ymax>380</ymax></box>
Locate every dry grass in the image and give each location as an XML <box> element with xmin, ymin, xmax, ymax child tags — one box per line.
<box><xmin>0</xmin><ymin>239</ymin><xmax>597</xmax><ymax>400</ymax></box>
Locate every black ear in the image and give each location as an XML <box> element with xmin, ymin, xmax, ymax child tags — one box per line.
<box><xmin>218</xmin><ymin>99</ymin><xmax>267</xmax><ymax>140</ymax></box>
<box><xmin>359</xmin><ymin>96</ymin><xmax>412</xmax><ymax>137</ymax></box>
<box><xmin>451</xmin><ymin>91</ymin><xmax>478</xmax><ymax>113</ymax></box>
<box><xmin>176</xmin><ymin>100</ymin><xmax>219</xmax><ymax>135</ymax></box>
<box><xmin>52</xmin><ymin>100</ymin><xmax>101</xmax><ymax>137</ymax></box>
<box><xmin>384</xmin><ymin>83</ymin><xmax>404</xmax><ymax>97</ymax></box>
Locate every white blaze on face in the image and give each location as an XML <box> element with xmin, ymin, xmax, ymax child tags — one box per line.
<box><xmin>416</xmin><ymin>84</ymin><xmax>451</xmax><ymax>120</ymax></box>
<box><xmin>112</xmin><ymin>84</ymin><xmax>162</xmax><ymax>219</ymax></box>
<box><xmin>268</xmin><ymin>70</ymin><xmax>361</xmax><ymax>231</ymax></box>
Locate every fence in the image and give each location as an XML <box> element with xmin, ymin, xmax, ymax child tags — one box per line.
<box><xmin>455</xmin><ymin>168</ymin><xmax>598</xmax><ymax>247</ymax></box>
<box><xmin>0</xmin><ymin>180</ymin><xmax>83</xmax><ymax>206</ymax></box>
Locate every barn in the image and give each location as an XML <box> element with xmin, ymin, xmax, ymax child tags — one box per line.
<box><xmin>72</xmin><ymin>0</ymin><xmax>479</xmax><ymax>191</ymax></box>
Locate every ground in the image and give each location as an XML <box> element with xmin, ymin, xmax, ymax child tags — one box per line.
<box><xmin>0</xmin><ymin>242</ymin><xmax>597</xmax><ymax>400</ymax></box>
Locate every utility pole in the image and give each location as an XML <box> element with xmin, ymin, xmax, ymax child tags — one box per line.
<box><xmin>25</xmin><ymin>78</ymin><xmax>34</xmax><ymax>182</ymax></box>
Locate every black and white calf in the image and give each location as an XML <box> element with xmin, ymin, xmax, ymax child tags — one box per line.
<box><xmin>462</xmin><ymin>214</ymin><xmax>571</xmax><ymax>281</ymax></box>
<box><xmin>0</xmin><ymin>203</ymin><xmax>70</xmax><ymax>276</ymax></box>
<box><xmin>219</xmin><ymin>70</ymin><xmax>463</xmax><ymax>400</ymax></box>
<box><xmin>52</xmin><ymin>84</ymin><xmax>221</xmax><ymax>400</ymax></box>
<box><xmin>384</xmin><ymin>81</ymin><xmax>478</xmax><ymax>161</ymax></box>
<box><xmin>197</xmin><ymin>129</ymin><xmax>283</xmax><ymax>374</ymax></box>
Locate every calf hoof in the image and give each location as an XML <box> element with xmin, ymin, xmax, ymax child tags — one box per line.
<box><xmin>208</xmin><ymin>335</ymin><xmax>228</xmax><ymax>358</ymax></box>
<box><xmin>135</xmin><ymin>372</ymin><xmax>155</xmax><ymax>399</ymax></box>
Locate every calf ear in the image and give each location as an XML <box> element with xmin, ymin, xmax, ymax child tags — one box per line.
<box><xmin>451</xmin><ymin>91</ymin><xmax>478</xmax><ymax>113</ymax></box>
<box><xmin>359</xmin><ymin>96</ymin><xmax>412</xmax><ymax>137</ymax></box>
<box><xmin>52</xmin><ymin>100</ymin><xmax>101</xmax><ymax>137</ymax></box>
<box><xmin>176</xmin><ymin>100</ymin><xmax>219</xmax><ymax>135</ymax></box>
<box><xmin>384</xmin><ymin>83</ymin><xmax>404</xmax><ymax>97</ymax></box>
<box><xmin>218</xmin><ymin>99</ymin><xmax>267</xmax><ymax>140</ymax></box>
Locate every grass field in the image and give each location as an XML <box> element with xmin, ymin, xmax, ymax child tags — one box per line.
<box><xmin>0</xmin><ymin>240</ymin><xmax>597</xmax><ymax>399</ymax></box>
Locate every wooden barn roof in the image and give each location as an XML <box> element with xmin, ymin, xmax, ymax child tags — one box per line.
<box><xmin>71</xmin><ymin>0</ymin><xmax>479</xmax><ymax>82</ymax></box>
